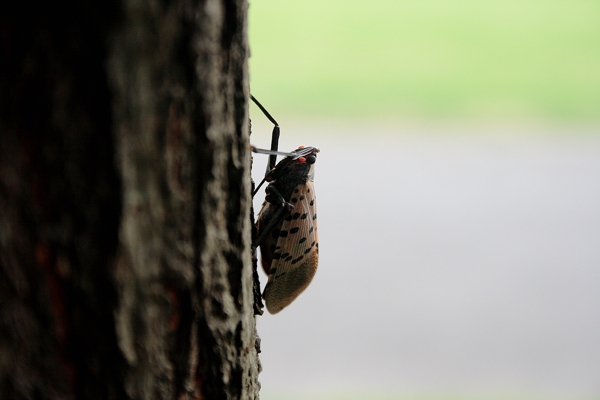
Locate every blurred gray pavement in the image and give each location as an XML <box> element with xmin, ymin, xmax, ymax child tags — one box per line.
<box><xmin>251</xmin><ymin>121</ymin><xmax>600</xmax><ymax>399</ymax></box>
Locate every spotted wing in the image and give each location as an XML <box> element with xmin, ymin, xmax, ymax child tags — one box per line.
<box><xmin>263</xmin><ymin>181</ymin><xmax>319</xmax><ymax>314</ymax></box>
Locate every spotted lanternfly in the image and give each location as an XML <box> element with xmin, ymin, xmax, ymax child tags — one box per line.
<box><xmin>251</xmin><ymin>95</ymin><xmax>320</xmax><ymax>314</ymax></box>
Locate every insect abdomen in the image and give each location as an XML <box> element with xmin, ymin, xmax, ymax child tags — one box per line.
<box><xmin>263</xmin><ymin>250</ymin><xmax>318</xmax><ymax>314</ymax></box>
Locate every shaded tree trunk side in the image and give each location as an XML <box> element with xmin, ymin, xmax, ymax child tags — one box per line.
<box><xmin>0</xmin><ymin>3</ymin><xmax>126</xmax><ymax>399</ymax></box>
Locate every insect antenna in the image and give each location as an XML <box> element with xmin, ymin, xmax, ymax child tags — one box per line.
<box><xmin>249</xmin><ymin>146</ymin><xmax>295</xmax><ymax>157</ymax></box>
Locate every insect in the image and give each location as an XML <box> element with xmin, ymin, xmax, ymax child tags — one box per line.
<box><xmin>251</xmin><ymin>95</ymin><xmax>320</xmax><ymax>314</ymax></box>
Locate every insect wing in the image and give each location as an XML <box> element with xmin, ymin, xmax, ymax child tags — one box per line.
<box><xmin>263</xmin><ymin>181</ymin><xmax>319</xmax><ymax>314</ymax></box>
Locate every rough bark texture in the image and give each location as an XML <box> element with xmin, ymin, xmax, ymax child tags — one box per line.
<box><xmin>109</xmin><ymin>0</ymin><xmax>260</xmax><ymax>398</ymax></box>
<box><xmin>0</xmin><ymin>1</ymin><xmax>260</xmax><ymax>399</ymax></box>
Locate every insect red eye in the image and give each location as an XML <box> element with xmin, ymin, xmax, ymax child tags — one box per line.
<box><xmin>298</xmin><ymin>145</ymin><xmax>305</xmax><ymax>149</ymax></box>
<box><xmin>298</xmin><ymin>157</ymin><xmax>306</xmax><ymax>163</ymax></box>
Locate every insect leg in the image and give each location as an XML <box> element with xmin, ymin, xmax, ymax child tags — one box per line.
<box><xmin>250</xmin><ymin>95</ymin><xmax>280</xmax><ymax>172</ymax></box>
<box><xmin>252</xmin><ymin>186</ymin><xmax>293</xmax><ymax>248</ymax></box>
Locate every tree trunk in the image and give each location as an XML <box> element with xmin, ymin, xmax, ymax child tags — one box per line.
<box><xmin>0</xmin><ymin>1</ymin><xmax>260</xmax><ymax>399</ymax></box>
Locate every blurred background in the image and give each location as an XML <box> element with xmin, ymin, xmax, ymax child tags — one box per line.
<box><xmin>248</xmin><ymin>1</ymin><xmax>600</xmax><ymax>399</ymax></box>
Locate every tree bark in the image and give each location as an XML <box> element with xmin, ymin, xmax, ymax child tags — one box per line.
<box><xmin>0</xmin><ymin>1</ymin><xmax>260</xmax><ymax>399</ymax></box>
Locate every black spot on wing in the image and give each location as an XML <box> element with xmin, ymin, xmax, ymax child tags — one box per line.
<box><xmin>291</xmin><ymin>255</ymin><xmax>304</xmax><ymax>264</ymax></box>
<box><xmin>270</xmin><ymin>181</ymin><xmax>318</xmax><ymax>281</ymax></box>
<box><xmin>274</xmin><ymin>272</ymin><xmax>286</xmax><ymax>279</ymax></box>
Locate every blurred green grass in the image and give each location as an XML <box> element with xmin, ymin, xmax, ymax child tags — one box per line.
<box><xmin>248</xmin><ymin>0</ymin><xmax>600</xmax><ymax>121</ymax></box>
